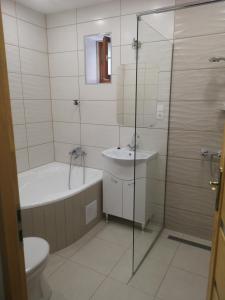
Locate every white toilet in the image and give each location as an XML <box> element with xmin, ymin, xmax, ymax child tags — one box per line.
<box><xmin>24</xmin><ymin>237</ymin><xmax>52</xmax><ymax>300</ymax></box>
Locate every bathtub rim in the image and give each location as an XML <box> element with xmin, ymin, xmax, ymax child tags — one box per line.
<box><xmin>18</xmin><ymin>162</ymin><xmax>103</xmax><ymax>210</ymax></box>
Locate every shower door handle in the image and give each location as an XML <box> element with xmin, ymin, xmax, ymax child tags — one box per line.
<box><xmin>210</xmin><ymin>169</ymin><xmax>222</xmax><ymax>211</ymax></box>
<box><xmin>209</xmin><ymin>180</ymin><xmax>219</xmax><ymax>191</ymax></box>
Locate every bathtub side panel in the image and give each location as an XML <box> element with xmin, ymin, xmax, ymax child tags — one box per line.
<box><xmin>81</xmin><ymin>182</ymin><xmax>103</xmax><ymax>235</ymax></box>
<box><xmin>65</xmin><ymin>193</ymin><xmax>82</xmax><ymax>246</ymax></box>
<box><xmin>44</xmin><ymin>205</ymin><xmax>57</xmax><ymax>253</ymax></box>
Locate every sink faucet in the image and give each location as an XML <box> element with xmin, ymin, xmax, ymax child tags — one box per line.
<box><xmin>127</xmin><ymin>133</ymin><xmax>140</xmax><ymax>151</ymax></box>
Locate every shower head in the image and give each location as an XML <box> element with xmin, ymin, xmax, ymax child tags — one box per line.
<box><xmin>209</xmin><ymin>57</ymin><xmax>225</xmax><ymax>63</ymax></box>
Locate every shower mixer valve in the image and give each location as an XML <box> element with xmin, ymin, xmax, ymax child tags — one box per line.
<box><xmin>200</xmin><ymin>148</ymin><xmax>221</xmax><ymax>160</ymax></box>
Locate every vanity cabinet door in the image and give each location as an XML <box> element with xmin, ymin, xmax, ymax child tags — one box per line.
<box><xmin>123</xmin><ymin>181</ymin><xmax>134</xmax><ymax>221</ymax></box>
<box><xmin>103</xmin><ymin>173</ymin><xmax>123</xmax><ymax>217</ymax></box>
<box><xmin>123</xmin><ymin>179</ymin><xmax>146</xmax><ymax>224</ymax></box>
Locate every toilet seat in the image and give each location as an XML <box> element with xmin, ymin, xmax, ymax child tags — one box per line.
<box><xmin>24</xmin><ymin>237</ymin><xmax>49</xmax><ymax>275</ymax></box>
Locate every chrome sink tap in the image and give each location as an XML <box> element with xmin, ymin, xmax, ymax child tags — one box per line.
<box><xmin>127</xmin><ymin>133</ymin><xmax>140</xmax><ymax>151</ymax></box>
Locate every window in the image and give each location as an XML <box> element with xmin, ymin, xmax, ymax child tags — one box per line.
<box><xmin>85</xmin><ymin>34</ymin><xmax>112</xmax><ymax>84</ymax></box>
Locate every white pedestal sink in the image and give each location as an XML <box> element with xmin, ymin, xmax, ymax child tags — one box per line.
<box><xmin>102</xmin><ymin>147</ymin><xmax>157</xmax><ymax>229</ymax></box>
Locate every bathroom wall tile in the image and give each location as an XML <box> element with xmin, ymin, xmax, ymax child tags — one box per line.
<box><xmin>1</xmin><ymin>0</ymin><xmax>16</xmax><ymax>17</ymax></box>
<box><xmin>24</xmin><ymin>100</ymin><xmax>52</xmax><ymax>123</ymax></box>
<box><xmin>13</xmin><ymin>124</ymin><xmax>27</xmax><ymax>149</ymax></box>
<box><xmin>137</xmin><ymin>128</ymin><xmax>168</xmax><ymax>155</ymax></box>
<box><xmin>2</xmin><ymin>14</ymin><xmax>18</xmax><ymax>45</ymax></box>
<box><xmin>121</xmin><ymin>45</ymin><xmax>136</xmax><ymax>65</ymax></box>
<box><xmin>10</xmin><ymin>100</ymin><xmax>25</xmax><ymax>124</ymax></box>
<box><xmin>121</xmin><ymin>42</ymin><xmax>173</xmax><ymax>72</ymax></box>
<box><xmin>8</xmin><ymin>72</ymin><xmax>23</xmax><ymax>100</ymax></box>
<box><xmin>16</xmin><ymin>148</ymin><xmax>29</xmax><ymax>173</ymax></box>
<box><xmin>54</xmin><ymin>142</ymin><xmax>78</xmax><ymax>163</ymax></box>
<box><xmin>166</xmin><ymin>182</ymin><xmax>215</xmax><ymax>216</ymax></box>
<box><xmin>172</xmin><ymin>69</ymin><xmax>225</xmax><ymax>101</ymax></box>
<box><xmin>165</xmin><ymin>207</ymin><xmax>212</xmax><ymax>240</ymax></box>
<box><xmin>170</xmin><ymin>101</ymin><xmax>225</xmax><ymax>132</ymax></box>
<box><xmin>53</xmin><ymin>122</ymin><xmax>80</xmax><ymax>144</ymax></box>
<box><xmin>121</xmin><ymin>0</ymin><xmax>175</xmax><ymax>15</ymax></box>
<box><xmin>82</xmin><ymin>146</ymin><xmax>106</xmax><ymax>170</ymax></box>
<box><xmin>20</xmin><ymin>48</ymin><xmax>49</xmax><ymax>76</ymax></box>
<box><xmin>158</xmin><ymin>71</ymin><xmax>171</xmax><ymax>101</ymax></box>
<box><xmin>22</xmin><ymin>74</ymin><xmax>50</xmax><ymax>100</ymax></box>
<box><xmin>52</xmin><ymin>100</ymin><xmax>80</xmax><ymax>123</ymax></box>
<box><xmin>151</xmin><ymin>156</ymin><xmax>167</xmax><ymax>181</ymax></box>
<box><xmin>49</xmin><ymin>52</ymin><xmax>78</xmax><ymax>77</ymax></box>
<box><xmin>26</xmin><ymin>122</ymin><xmax>53</xmax><ymax>146</ymax></box>
<box><xmin>47</xmin><ymin>10</ymin><xmax>76</xmax><ymax>28</ymax></box>
<box><xmin>81</xmin><ymin>101</ymin><xmax>117</xmax><ymax>125</ymax></box>
<box><xmin>119</xmin><ymin>127</ymin><xmax>135</xmax><ymax>148</ymax></box>
<box><xmin>77</xmin><ymin>17</ymin><xmax>120</xmax><ymax>50</ymax></box>
<box><xmin>47</xmin><ymin>25</ymin><xmax>77</xmax><ymax>53</ymax></box>
<box><xmin>173</xmin><ymin>33</ymin><xmax>225</xmax><ymax>71</ymax></box>
<box><xmin>121</xmin><ymin>14</ymin><xmax>137</xmax><ymax>46</ymax></box>
<box><xmin>174</xmin><ymin>2</ymin><xmax>225</xmax><ymax>39</ymax></box>
<box><xmin>50</xmin><ymin>77</ymin><xmax>79</xmax><ymax>100</ymax></box>
<box><xmin>79</xmin><ymin>75</ymin><xmax>118</xmax><ymax>100</ymax></box>
<box><xmin>18</xmin><ymin>20</ymin><xmax>47</xmax><ymax>52</ymax></box>
<box><xmin>81</xmin><ymin>124</ymin><xmax>119</xmax><ymax>148</ymax></box>
<box><xmin>168</xmin><ymin>130</ymin><xmax>223</xmax><ymax>160</ymax></box>
<box><xmin>167</xmin><ymin>157</ymin><xmax>213</xmax><ymax>189</ymax></box>
<box><xmin>77</xmin><ymin>0</ymin><xmax>120</xmax><ymax>23</ymax></box>
<box><xmin>5</xmin><ymin>44</ymin><xmax>20</xmax><ymax>73</ymax></box>
<box><xmin>29</xmin><ymin>143</ymin><xmax>54</xmax><ymax>168</ymax></box>
<box><xmin>16</xmin><ymin>3</ymin><xmax>46</xmax><ymax>27</ymax></box>
<box><xmin>141</xmin><ymin>12</ymin><xmax>174</xmax><ymax>41</ymax></box>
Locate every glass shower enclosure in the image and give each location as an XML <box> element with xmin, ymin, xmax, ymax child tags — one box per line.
<box><xmin>132</xmin><ymin>11</ymin><xmax>174</xmax><ymax>272</ymax></box>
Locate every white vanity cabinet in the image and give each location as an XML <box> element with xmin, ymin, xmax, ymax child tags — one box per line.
<box><xmin>103</xmin><ymin>173</ymin><xmax>147</xmax><ymax>227</ymax></box>
<box><xmin>102</xmin><ymin>147</ymin><xmax>157</xmax><ymax>228</ymax></box>
<box><xmin>103</xmin><ymin>173</ymin><xmax>123</xmax><ymax>218</ymax></box>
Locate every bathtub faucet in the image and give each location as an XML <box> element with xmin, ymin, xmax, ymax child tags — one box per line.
<box><xmin>69</xmin><ymin>147</ymin><xmax>86</xmax><ymax>159</ymax></box>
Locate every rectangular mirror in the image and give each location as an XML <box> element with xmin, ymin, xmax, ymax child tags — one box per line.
<box><xmin>85</xmin><ymin>33</ymin><xmax>112</xmax><ymax>84</ymax></box>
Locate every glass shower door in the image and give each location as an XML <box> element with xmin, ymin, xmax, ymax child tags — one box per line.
<box><xmin>132</xmin><ymin>11</ymin><xmax>174</xmax><ymax>272</ymax></box>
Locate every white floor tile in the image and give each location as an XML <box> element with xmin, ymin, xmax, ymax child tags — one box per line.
<box><xmin>57</xmin><ymin>221</ymin><xmax>106</xmax><ymax>259</ymax></box>
<box><xmin>157</xmin><ymin>267</ymin><xmax>208</xmax><ymax>300</ymax></box>
<box><xmin>110</xmin><ymin>249</ymin><xmax>133</xmax><ymax>283</ymax></box>
<box><xmin>129</xmin><ymin>256</ymin><xmax>169</xmax><ymax>297</ymax></box>
<box><xmin>171</xmin><ymin>243</ymin><xmax>210</xmax><ymax>277</ymax></box>
<box><xmin>44</xmin><ymin>254</ymin><xmax>66</xmax><ymax>278</ymax></box>
<box><xmin>129</xmin><ymin>238</ymin><xmax>179</xmax><ymax>297</ymax></box>
<box><xmin>147</xmin><ymin>237</ymin><xmax>180</xmax><ymax>265</ymax></box>
<box><xmin>48</xmin><ymin>261</ymin><xmax>105</xmax><ymax>300</ymax></box>
<box><xmin>71</xmin><ymin>237</ymin><xmax>126</xmax><ymax>275</ymax></box>
<box><xmin>91</xmin><ymin>278</ymin><xmax>154</xmax><ymax>300</ymax></box>
<box><xmin>96</xmin><ymin>222</ymin><xmax>133</xmax><ymax>249</ymax></box>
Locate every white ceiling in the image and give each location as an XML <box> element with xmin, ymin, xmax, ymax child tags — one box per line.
<box><xmin>16</xmin><ymin>0</ymin><xmax>114</xmax><ymax>14</ymax></box>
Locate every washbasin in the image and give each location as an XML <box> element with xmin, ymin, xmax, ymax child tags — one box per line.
<box><xmin>102</xmin><ymin>147</ymin><xmax>156</xmax><ymax>161</ymax></box>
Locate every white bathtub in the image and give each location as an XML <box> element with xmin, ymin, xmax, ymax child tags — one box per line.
<box><xmin>18</xmin><ymin>162</ymin><xmax>103</xmax><ymax>210</ymax></box>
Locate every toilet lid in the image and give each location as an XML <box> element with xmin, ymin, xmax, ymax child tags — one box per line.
<box><xmin>24</xmin><ymin>237</ymin><xmax>49</xmax><ymax>274</ymax></box>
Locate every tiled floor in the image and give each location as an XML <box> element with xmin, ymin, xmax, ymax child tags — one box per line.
<box><xmin>45</xmin><ymin>220</ymin><xmax>210</xmax><ymax>300</ymax></box>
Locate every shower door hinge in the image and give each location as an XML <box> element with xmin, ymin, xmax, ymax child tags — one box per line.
<box><xmin>16</xmin><ymin>207</ymin><xmax>23</xmax><ymax>243</ymax></box>
<box><xmin>132</xmin><ymin>38</ymin><xmax>142</xmax><ymax>49</ymax></box>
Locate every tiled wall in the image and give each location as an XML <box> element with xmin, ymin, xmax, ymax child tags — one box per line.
<box><xmin>46</xmin><ymin>0</ymin><xmax>174</xmax><ymax>172</ymax></box>
<box><xmin>166</xmin><ymin>1</ymin><xmax>225</xmax><ymax>239</ymax></box>
<box><xmin>2</xmin><ymin>0</ymin><xmax>224</xmax><ymax>239</ymax></box>
<box><xmin>1</xmin><ymin>0</ymin><xmax>54</xmax><ymax>172</ymax></box>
